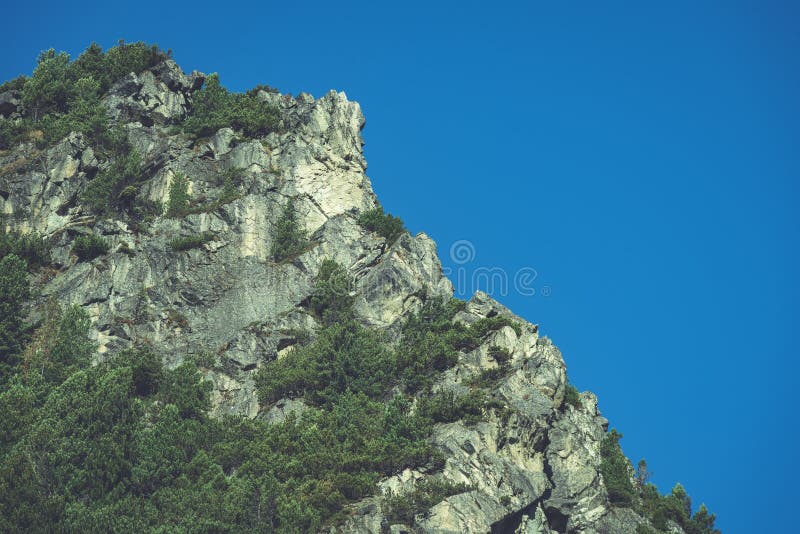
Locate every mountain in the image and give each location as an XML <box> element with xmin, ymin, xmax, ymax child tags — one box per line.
<box><xmin>0</xmin><ymin>43</ymin><xmax>718</xmax><ymax>533</ymax></box>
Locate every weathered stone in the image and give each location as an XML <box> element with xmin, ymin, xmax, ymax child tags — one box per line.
<box><xmin>0</xmin><ymin>90</ymin><xmax>20</xmax><ymax>118</ymax></box>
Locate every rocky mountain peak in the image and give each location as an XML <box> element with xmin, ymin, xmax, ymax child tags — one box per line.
<box><xmin>0</xmin><ymin>48</ymin><xmax>717</xmax><ymax>533</ymax></box>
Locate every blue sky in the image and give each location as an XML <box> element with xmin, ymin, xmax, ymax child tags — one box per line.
<box><xmin>3</xmin><ymin>1</ymin><xmax>797</xmax><ymax>531</ymax></box>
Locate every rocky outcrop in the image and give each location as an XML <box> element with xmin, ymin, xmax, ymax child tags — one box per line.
<box><xmin>0</xmin><ymin>90</ymin><xmax>21</xmax><ymax>118</ymax></box>
<box><xmin>0</xmin><ymin>58</ymin><xmax>669</xmax><ymax>533</ymax></box>
<box><xmin>104</xmin><ymin>59</ymin><xmax>203</xmax><ymax>125</ymax></box>
<box><xmin>332</xmin><ymin>293</ymin><xmax>654</xmax><ymax>534</ymax></box>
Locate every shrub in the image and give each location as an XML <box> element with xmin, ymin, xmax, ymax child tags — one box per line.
<box><xmin>357</xmin><ymin>206</ymin><xmax>406</xmax><ymax>244</ymax></box>
<box><xmin>169</xmin><ymin>231</ymin><xmax>214</xmax><ymax>251</ymax></box>
<box><xmin>0</xmin><ymin>254</ymin><xmax>30</xmax><ymax>366</ymax></box>
<box><xmin>21</xmin><ymin>50</ymin><xmax>73</xmax><ymax>120</ymax></box>
<box><xmin>72</xmin><ymin>233</ymin><xmax>110</xmax><ymax>261</ymax></box>
<box><xmin>127</xmin><ymin>346</ymin><xmax>162</xmax><ymax>397</ymax></box>
<box><xmin>467</xmin><ymin>366</ymin><xmax>508</xmax><ymax>388</ymax></box>
<box><xmin>182</xmin><ymin>73</ymin><xmax>280</xmax><ymax>139</ymax></box>
<box><xmin>95</xmin><ymin>41</ymin><xmax>169</xmax><ymax>92</ymax></box>
<box><xmin>0</xmin><ymin>222</ymin><xmax>51</xmax><ymax>268</ymax></box>
<box><xmin>310</xmin><ymin>259</ymin><xmax>354</xmax><ymax>325</ymax></box>
<box><xmin>4</xmin><ymin>42</ymin><xmax>168</xmax><ymax>150</ymax></box>
<box><xmin>0</xmin><ymin>75</ymin><xmax>27</xmax><ymax>94</ymax></box>
<box><xmin>397</xmin><ymin>298</ymin><xmax>471</xmax><ymax>392</ymax></box>
<box><xmin>639</xmin><ymin>481</ymin><xmax>720</xmax><ymax>534</ymax></box>
<box><xmin>417</xmin><ymin>390</ymin><xmax>486</xmax><ymax>425</ymax></box>
<box><xmin>487</xmin><ymin>345</ymin><xmax>512</xmax><ymax>365</ymax></box>
<box><xmin>383</xmin><ymin>479</ymin><xmax>471</xmax><ymax>524</ymax></box>
<box><xmin>271</xmin><ymin>198</ymin><xmax>308</xmax><ymax>262</ymax></box>
<box><xmin>564</xmin><ymin>383</ymin><xmax>582</xmax><ymax>409</ymax></box>
<box><xmin>256</xmin><ymin>320</ymin><xmax>396</xmax><ymax>407</ymax></box>
<box><xmin>165</xmin><ymin>173</ymin><xmax>191</xmax><ymax>217</ymax></box>
<box><xmin>0</xmin><ymin>118</ymin><xmax>32</xmax><ymax>150</ymax></box>
<box><xmin>599</xmin><ymin>429</ymin><xmax>637</xmax><ymax>506</ymax></box>
<box><xmin>81</xmin><ymin>144</ymin><xmax>144</xmax><ymax>216</ymax></box>
<box><xmin>38</xmin><ymin>76</ymin><xmax>109</xmax><ymax>145</ymax></box>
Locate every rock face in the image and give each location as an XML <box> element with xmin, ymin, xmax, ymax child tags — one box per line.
<box><xmin>0</xmin><ymin>59</ymin><xmax>671</xmax><ymax>533</ymax></box>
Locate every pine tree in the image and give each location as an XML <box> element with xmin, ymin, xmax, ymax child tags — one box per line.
<box><xmin>271</xmin><ymin>198</ymin><xmax>308</xmax><ymax>262</ymax></box>
<box><xmin>0</xmin><ymin>254</ymin><xmax>30</xmax><ymax>367</ymax></box>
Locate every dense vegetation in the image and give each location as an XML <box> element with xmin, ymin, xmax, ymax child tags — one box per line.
<box><xmin>169</xmin><ymin>231</ymin><xmax>215</xmax><ymax>251</ymax></box>
<box><xmin>72</xmin><ymin>233</ymin><xmax>110</xmax><ymax>261</ymax></box>
<box><xmin>601</xmin><ymin>429</ymin><xmax>719</xmax><ymax>533</ymax></box>
<box><xmin>0</xmin><ymin>42</ymin><xmax>168</xmax><ymax>149</ymax></box>
<box><xmin>357</xmin><ymin>206</ymin><xmax>406</xmax><ymax>244</ymax></box>
<box><xmin>383</xmin><ymin>478</ymin><xmax>472</xmax><ymax>524</ymax></box>
<box><xmin>0</xmin><ymin>256</ymin><xmax>516</xmax><ymax>531</ymax></box>
<box><xmin>181</xmin><ymin>73</ymin><xmax>281</xmax><ymax>139</ymax></box>
<box><xmin>0</xmin><ymin>220</ymin><xmax>50</xmax><ymax>269</ymax></box>
<box><xmin>164</xmin><ymin>173</ymin><xmax>191</xmax><ymax>217</ymax></box>
<box><xmin>270</xmin><ymin>198</ymin><xmax>309</xmax><ymax>262</ymax></box>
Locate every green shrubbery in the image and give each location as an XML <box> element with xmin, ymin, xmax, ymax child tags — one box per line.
<box><xmin>488</xmin><ymin>345</ymin><xmax>512</xmax><ymax>365</ymax></box>
<box><xmin>251</xmin><ymin>285</ymin><xmax>505</xmax><ymax>527</ymax></box>
<box><xmin>397</xmin><ymin>300</ymin><xmax>519</xmax><ymax>392</ymax></box>
<box><xmin>357</xmin><ymin>206</ymin><xmax>406</xmax><ymax>244</ymax></box>
<box><xmin>601</xmin><ymin>430</ymin><xmax>720</xmax><ymax>534</ymax></box>
<box><xmin>0</xmin><ymin>119</ymin><xmax>31</xmax><ymax>150</ymax></box>
<box><xmin>165</xmin><ymin>173</ymin><xmax>191</xmax><ymax>217</ymax></box>
<box><xmin>165</xmin><ymin>170</ymin><xmax>242</xmax><ymax>219</ymax></box>
<box><xmin>182</xmin><ymin>73</ymin><xmax>280</xmax><ymax>139</ymax></box>
<box><xmin>169</xmin><ymin>231</ymin><xmax>215</xmax><ymax>251</ymax></box>
<box><xmin>271</xmin><ymin>198</ymin><xmax>308</xmax><ymax>262</ymax></box>
<box><xmin>564</xmin><ymin>382</ymin><xmax>583</xmax><ymax>409</ymax></box>
<box><xmin>0</xmin><ymin>221</ymin><xmax>50</xmax><ymax>268</ymax></box>
<box><xmin>637</xmin><ymin>482</ymin><xmax>720</xmax><ymax>534</ymax></box>
<box><xmin>0</xmin><ymin>42</ymin><xmax>169</xmax><ymax>150</ymax></box>
<box><xmin>1</xmin><ymin>319</ymin><xmax>439</xmax><ymax>532</ymax></box>
<box><xmin>72</xmin><ymin>233</ymin><xmax>110</xmax><ymax>261</ymax></box>
<box><xmin>600</xmin><ymin>429</ymin><xmax>637</xmax><ymax>506</ymax></box>
<box><xmin>0</xmin><ymin>254</ymin><xmax>30</xmax><ymax>370</ymax></box>
<box><xmin>310</xmin><ymin>259</ymin><xmax>354</xmax><ymax>325</ymax></box>
<box><xmin>256</xmin><ymin>319</ymin><xmax>396</xmax><ymax>406</ymax></box>
<box><xmin>417</xmin><ymin>389</ymin><xmax>487</xmax><ymax>425</ymax></box>
<box><xmin>383</xmin><ymin>479</ymin><xmax>471</xmax><ymax>524</ymax></box>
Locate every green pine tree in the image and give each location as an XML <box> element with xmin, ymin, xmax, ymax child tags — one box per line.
<box><xmin>0</xmin><ymin>254</ymin><xmax>30</xmax><ymax>367</ymax></box>
<box><xmin>271</xmin><ymin>198</ymin><xmax>308</xmax><ymax>262</ymax></box>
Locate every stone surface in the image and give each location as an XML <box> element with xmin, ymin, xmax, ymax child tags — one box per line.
<box><xmin>0</xmin><ymin>90</ymin><xmax>20</xmax><ymax>118</ymax></box>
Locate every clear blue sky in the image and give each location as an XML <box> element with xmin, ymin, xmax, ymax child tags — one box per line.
<box><xmin>3</xmin><ymin>1</ymin><xmax>797</xmax><ymax>531</ymax></box>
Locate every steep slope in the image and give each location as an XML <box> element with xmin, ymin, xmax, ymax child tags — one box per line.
<box><xmin>0</xmin><ymin>46</ymin><xmax>718</xmax><ymax>533</ymax></box>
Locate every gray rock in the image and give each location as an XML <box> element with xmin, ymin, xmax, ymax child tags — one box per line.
<box><xmin>104</xmin><ymin>60</ymin><xmax>197</xmax><ymax>125</ymax></box>
<box><xmin>0</xmin><ymin>90</ymin><xmax>20</xmax><ymax>118</ymax></box>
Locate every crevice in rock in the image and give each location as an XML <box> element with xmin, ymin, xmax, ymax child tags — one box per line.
<box><xmin>490</xmin><ymin>425</ymin><xmax>560</xmax><ymax>534</ymax></box>
<box><xmin>544</xmin><ymin>505</ymin><xmax>569</xmax><ymax>533</ymax></box>
<box><xmin>490</xmin><ymin>488</ymin><xmax>552</xmax><ymax>534</ymax></box>
<box><xmin>56</xmin><ymin>194</ymin><xmax>78</xmax><ymax>215</ymax></box>
<box><xmin>303</xmin><ymin>192</ymin><xmax>329</xmax><ymax>221</ymax></box>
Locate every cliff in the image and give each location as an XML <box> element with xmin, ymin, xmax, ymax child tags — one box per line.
<box><xmin>0</xmin><ymin>45</ymin><xmax>717</xmax><ymax>533</ymax></box>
